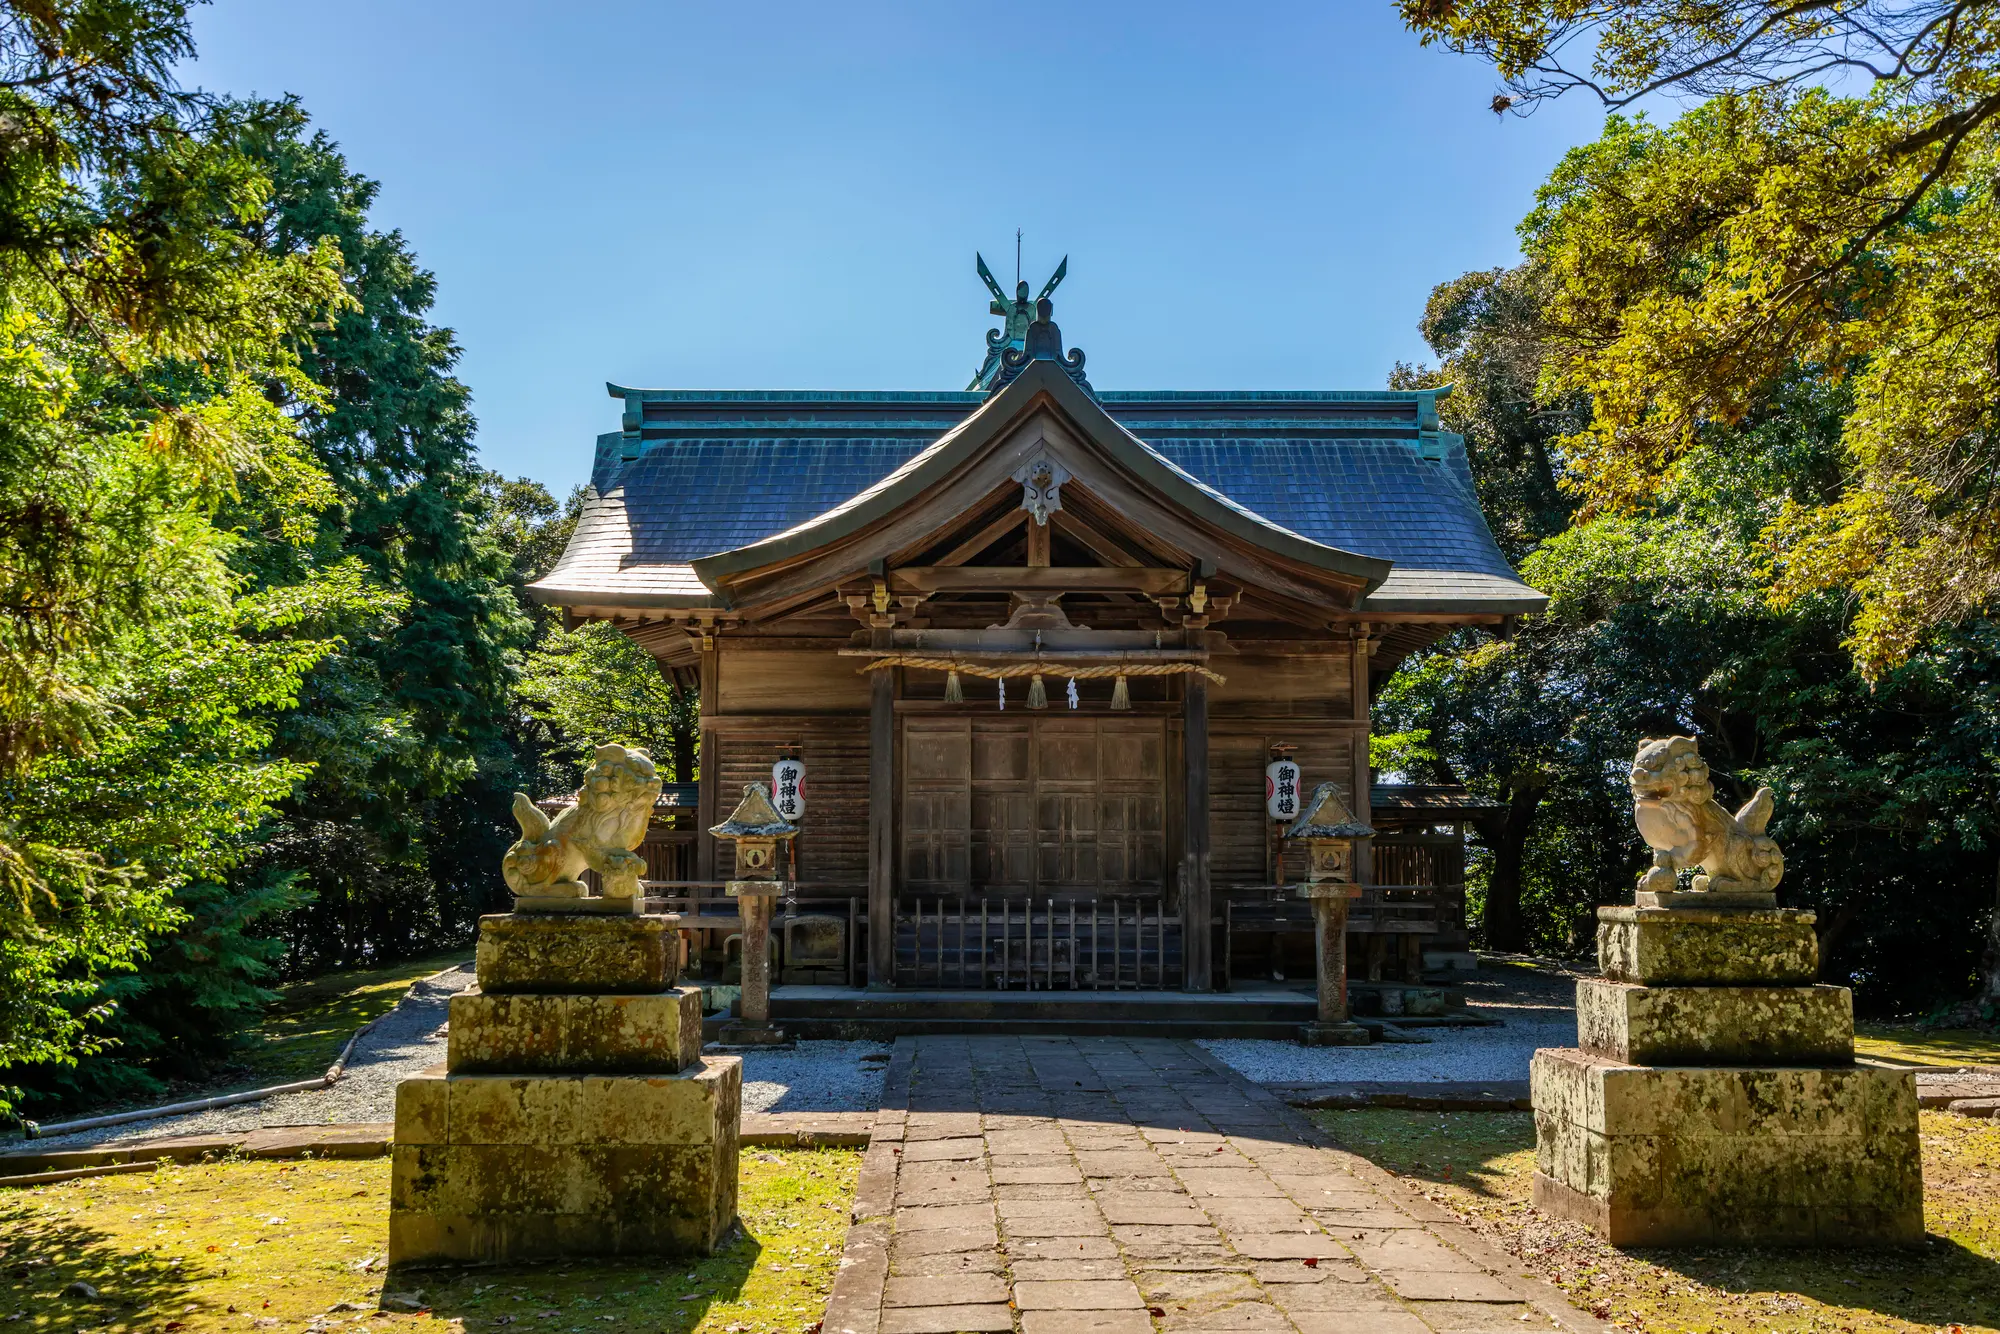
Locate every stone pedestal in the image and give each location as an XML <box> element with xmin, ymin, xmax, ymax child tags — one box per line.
<box><xmin>1298</xmin><ymin>881</ymin><xmax>1369</xmax><ymax>1046</ymax></box>
<box><xmin>717</xmin><ymin>881</ymin><xmax>790</xmax><ymax>1047</ymax></box>
<box><xmin>390</xmin><ymin>912</ymin><xmax>740</xmax><ymax>1265</ymax></box>
<box><xmin>1531</xmin><ymin>904</ymin><xmax>1920</xmax><ymax>1247</ymax></box>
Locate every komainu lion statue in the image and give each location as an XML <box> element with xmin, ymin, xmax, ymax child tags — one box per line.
<box><xmin>503</xmin><ymin>743</ymin><xmax>662</xmax><ymax>899</ymax></box>
<box><xmin>1629</xmin><ymin>736</ymin><xmax>1784</xmax><ymax>895</ymax></box>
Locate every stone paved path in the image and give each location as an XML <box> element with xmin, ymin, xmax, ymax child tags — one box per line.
<box><xmin>826</xmin><ymin>1036</ymin><xmax>1602</xmax><ymax>1334</ymax></box>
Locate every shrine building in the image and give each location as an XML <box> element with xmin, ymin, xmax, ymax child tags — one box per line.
<box><xmin>527</xmin><ymin>267</ymin><xmax>1544</xmax><ymax>1034</ymax></box>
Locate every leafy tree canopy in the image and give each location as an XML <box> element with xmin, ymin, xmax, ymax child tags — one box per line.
<box><xmin>1402</xmin><ymin>2</ymin><xmax>2000</xmax><ymax>677</ymax></box>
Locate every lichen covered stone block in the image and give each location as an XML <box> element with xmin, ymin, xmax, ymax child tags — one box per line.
<box><xmin>1529</xmin><ymin>1047</ymin><xmax>1921</xmax><ymax>1246</ymax></box>
<box><xmin>1597</xmin><ymin>906</ymin><xmax>1818</xmax><ymax>986</ymax></box>
<box><xmin>395</xmin><ymin>1071</ymin><xmax>448</xmax><ymax>1145</ymax></box>
<box><xmin>388</xmin><ymin>1057</ymin><xmax>741</xmax><ymax>1265</ymax></box>
<box><xmin>448</xmin><ymin>987</ymin><xmax>702</xmax><ymax>1074</ymax></box>
<box><xmin>475</xmin><ymin>913</ymin><xmax>678</xmax><ymax>994</ymax></box>
<box><xmin>1575</xmin><ymin>979</ymin><xmax>1853</xmax><ymax>1066</ymax></box>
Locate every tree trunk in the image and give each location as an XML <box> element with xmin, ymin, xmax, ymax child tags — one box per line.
<box><xmin>670</xmin><ymin>715</ymin><xmax>696</xmax><ymax>786</ymax></box>
<box><xmin>1479</xmin><ymin>781</ymin><xmax>1541</xmax><ymax>953</ymax></box>
<box><xmin>1983</xmin><ymin>858</ymin><xmax>2000</xmax><ymax>1004</ymax></box>
<box><xmin>1815</xmin><ymin>900</ymin><xmax>1861</xmax><ymax>979</ymax></box>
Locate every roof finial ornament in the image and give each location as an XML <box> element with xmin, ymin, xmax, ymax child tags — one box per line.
<box><xmin>991</xmin><ymin>292</ymin><xmax>1092</xmax><ymax>396</ymax></box>
<box><xmin>970</xmin><ymin>251</ymin><xmax>1069</xmax><ymax>390</ymax></box>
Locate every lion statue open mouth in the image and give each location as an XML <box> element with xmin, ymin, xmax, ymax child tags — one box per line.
<box><xmin>503</xmin><ymin>743</ymin><xmax>663</xmax><ymax>900</ymax></box>
<box><xmin>1629</xmin><ymin>736</ymin><xmax>1783</xmax><ymax>896</ymax></box>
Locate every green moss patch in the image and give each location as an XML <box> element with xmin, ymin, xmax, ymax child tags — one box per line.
<box><xmin>0</xmin><ymin>1147</ymin><xmax>857</xmax><ymax>1334</ymax></box>
<box><xmin>243</xmin><ymin>953</ymin><xmax>475</xmax><ymax>1085</ymax></box>
<box><xmin>1854</xmin><ymin>1024</ymin><xmax>2000</xmax><ymax>1069</ymax></box>
<box><xmin>1311</xmin><ymin>1106</ymin><xmax>2000</xmax><ymax>1333</ymax></box>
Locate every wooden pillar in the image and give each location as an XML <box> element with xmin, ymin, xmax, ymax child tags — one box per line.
<box><xmin>696</xmin><ymin>643</ymin><xmax>719</xmax><ymax>881</ymax></box>
<box><xmin>1351</xmin><ymin>635</ymin><xmax>1373</xmax><ymax>887</ymax></box>
<box><xmin>735</xmin><ymin>887</ymin><xmax>777</xmax><ymax>1024</ymax></box>
<box><xmin>868</xmin><ymin>662</ymin><xmax>895</xmax><ymax>987</ymax></box>
<box><xmin>1182</xmin><ymin>675</ymin><xmax>1212</xmax><ymax>992</ymax></box>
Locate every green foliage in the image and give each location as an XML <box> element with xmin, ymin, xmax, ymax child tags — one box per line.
<box><xmin>1390</xmin><ymin>265</ymin><xmax>1578</xmax><ymax>562</ymax></box>
<box><xmin>0</xmin><ymin>2</ymin><xmax>362</xmax><ymax>1108</ymax></box>
<box><xmin>1382</xmin><ymin>358</ymin><xmax>2000</xmax><ymax>1006</ymax></box>
<box><xmin>0</xmin><ymin>565</ymin><xmax>388</xmax><ymax>1111</ymax></box>
<box><xmin>224</xmin><ymin>120</ymin><xmax>534</xmax><ymax>977</ymax></box>
<box><xmin>519</xmin><ymin>622</ymin><xmax>698</xmax><ymax>785</ymax></box>
<box><xmin>1404</xmin><ymin>2</ymin><xmax>2000</xmax><ymax>677</ymax></box>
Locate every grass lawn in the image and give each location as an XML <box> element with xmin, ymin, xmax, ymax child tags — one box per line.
<box><xmin>1312</xmin><ymin>1106</ymin><xmax>2000</xmax><ymax>1334</ymax></box>
<box><xmin>0</xmin><ymin>1147</ymin><xmax>857</xmax><ymax>1334</ymax></box>
<box><xmin>1854</xmin><ymin>1024</ymin><xmax>2000</xmax><ymax>1069</ymax></box>
<box><xmin>240</xmin><ymin>953</ymin><xmax>475</xmax><ymax>1085</ymax></box>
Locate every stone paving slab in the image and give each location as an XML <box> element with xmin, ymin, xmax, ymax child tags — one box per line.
<box><xmin>823</xmin><ymin>1036</ymin><xmax>1603</xmax><ymax>1334</ymax></box>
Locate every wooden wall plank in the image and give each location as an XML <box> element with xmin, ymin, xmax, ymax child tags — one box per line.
<box><xmin>1211</xmin><ymin>724</ymin><xmax>1357</xmax><ymax>890</ymax></box>
<box><xmin>713</xmin><ymin>717</ymin><xmax>871</xmax><ymax>888</ymax></box>
<box><xmin>719</xmin><ymin>649</ymin><xmax>872</xmax><ymax>712</ymax></box>
<box><xmin>1210</xmin><ymin>655</ymin><xmax>1354</xmax><ymax>718</ymax></box>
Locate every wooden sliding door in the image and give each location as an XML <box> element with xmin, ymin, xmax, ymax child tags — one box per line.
<box><xmin>901</xmin><ymin>715</ymin><xmax>1166</xmax><ymax>897</ymax></box>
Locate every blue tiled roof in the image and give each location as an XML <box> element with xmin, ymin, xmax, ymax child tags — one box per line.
<box><xmin>538</xmin><ymin>387</ymin><xmax>1541</xmax><ymax>613</ymax></box>
<box><xmin>604</xmin><ymin>433</ymin><xmax>933</xmax><ymax>567</ymax></box>
<box><xmin>1144</xmin><ymin>436</ymin><xmax>1515</xmax><ymax>581</ymax></box>
<box><xmin>588</xmin><ymin>390</ymin><xmax>1515</xmax><ymax>581</ymax></box>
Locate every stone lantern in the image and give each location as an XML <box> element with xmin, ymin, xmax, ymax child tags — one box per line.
<box><xmin>710</xmin><ymin>783</ymin><xmax>798</xmax><ymax>1047</ymax></box>
<box><xmin>1286</xmin><ymin>781</ymin><xmax>1372</xmax><ymax>1046</ymax></box>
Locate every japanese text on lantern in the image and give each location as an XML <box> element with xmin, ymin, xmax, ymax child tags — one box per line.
<box><xmin>771</xmin><ymin>755</ymin><xmax>806</xmax><ymax>821</ymax></box>
<box><xmin>1265</xmin><ymin>756</ymin><xmax>1301</xmax><ymax>821</ymax></box>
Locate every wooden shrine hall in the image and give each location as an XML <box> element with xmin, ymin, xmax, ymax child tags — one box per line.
<box><xmin>528</xmin><ymin>274</ymin><xmax>1544</xmax><ymax>1029</ymax></box>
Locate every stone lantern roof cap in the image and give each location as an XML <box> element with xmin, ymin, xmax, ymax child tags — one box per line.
<box><xmin>709</xmin><ymin>783</ymin><xmax>798</xmax><ymax>840</ymax></box>
<box><xmin>1286</xmin><ymin>781</ymin><xmax>1375</xmax><ymax>840</ymax></box>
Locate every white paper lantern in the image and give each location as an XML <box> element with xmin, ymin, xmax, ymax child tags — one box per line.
<box><xmin>771</xmin><ymin>756</ymin><xmax>806</xmax><ymax>821</ymax></box>
<box><xmin>1265</xmin><ymin>757</ymin><xmax>1302</xmax><ymax>821</ymax></box>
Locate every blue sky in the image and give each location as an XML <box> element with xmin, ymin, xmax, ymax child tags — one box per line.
<box><xmin>187</xmin><ymin>1</ymin><xmax>1616</xmax><ymax>493</ymax></box>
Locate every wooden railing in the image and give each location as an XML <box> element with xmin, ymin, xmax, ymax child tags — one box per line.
<box><xmin>892</xmin><ymin>895</ymin><xmax>1183</xmax><ymax>991</ymax></box>
<box><xmin>640</xmin><ymin>882</ymin><xmax>863</xmax><ymax>988</ymax></box>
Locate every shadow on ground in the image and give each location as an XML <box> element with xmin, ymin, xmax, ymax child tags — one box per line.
<box><xmin>0</xmin><ymin>1202</ymin><xmax>199</xmax><ymax>1333</ymax></box>
<box><xmin>397</xmin><ymin>1236</ymin><xmax>762</xmax><ymax>1334</ymax></box>
<box><xmin>1314</xmin><ymin>1104</ymin><xmax>2000</xmax><ymax>1333</ymax></box>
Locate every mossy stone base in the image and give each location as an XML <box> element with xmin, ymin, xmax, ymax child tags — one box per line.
<box><xmin>1597</xmin><ymin>906</ymin><xmax>1818</xmax><ymax>987</ymax></box>
<box><xmin>388</xmin><ymin>1058</ymin><xmax>740</xmax><ymax>1264</ymax></box>
<box><xmin>447</xmin><ymin>986</ymin><xmax>703</xmax><ymax>1074</ymax></box>
<box><xmin>1530</xmin><ymin>1047</ymin><xmax>1921</xmax><ymax>1246</ymax></box>
<box><xmin>1575</xmin><ymin>979</ymin><xmax>1853</xmax><ymax>1066</ymax></box>
<box><xmin>475</xmin><ymin>913</ymin><xmax>680</xmax><ymax>994</ymax></box>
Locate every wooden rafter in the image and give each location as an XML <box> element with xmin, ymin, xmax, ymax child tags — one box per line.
<box><xmin>889</xmin><ymin>566</ymin><xmax>1190</xmax><ymax>594</ymax></box>
<box><xmin>928</xmin><ymin>504</ymin><xmax>1027</xmax><ymax>568</ymax></box>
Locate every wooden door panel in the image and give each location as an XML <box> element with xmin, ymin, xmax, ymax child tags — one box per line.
<box><xmin>1037</xmin><ymin>790</ymin><xmax>1100</xmax><ymax>887</ymax></box>
<box><xmin>907</xmin><ymin>726</ymin><xmax>971</xmax><ymax>783</ymax></box>
<box><xmin>903</xmin><ymin>791</ymin><xmax>970</xmax><ymax>884</ymax></box>
<box><xmin>1038</xmin><ymin>737</ymin><xmax>1097</xmax><ymax>785</ymax></box>
<box><xmin>971</xmin><ymin>724</ymin><xmax>1030</xmax><ymax>783</ymax></box>
<box><xmin>1097</xmin><ymin>793</ymin><xmax>1166</xmax><ymax>884</ymax></box>
<box><xmin>971</xmin><ymin>790</ymin><xmax>1033</xmax><ymax>889</ymax></box>
<box><xmin>905</xmin><ymin>715</ymin><xmax>1168</xmax><ymax>895</ymax></box>
<box><xmin>1099</xmin><ymin>728</ymin><xmax>1164</xmax><ymax>786</ymax></box>
<box><xmin>902</xmin><ymin>720</ymin><xmax>971</xmax><ymax>893</ymax></box>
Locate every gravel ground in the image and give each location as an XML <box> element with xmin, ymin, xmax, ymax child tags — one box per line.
<box><xmin>28</xmin><ymin>966</ymin><xmax>891</xmax><ymax>1147</ymax></box>
<box><xmin>27</xmin><ymin>959</ymin><xmax>1577</xmax><ymax>1147</ymax></box>
<box><xmin>739</xmin><ymin>1041</ymin><xmax>891</xmax><ymax>1114</ymax></box>
<box><xmin>32</xmin><ymin>964</ymin><xmax>478</xmax><ymax>1148</ymax></box>
<box><xmin>1200</xmin><ymin>959</ymin><xmax>1584</xmax><ymax>1085</ymax></box>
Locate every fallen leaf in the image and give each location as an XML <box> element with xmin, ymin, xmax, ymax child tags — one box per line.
<box><xmin>1147</xmin><ymin>1308</ymin><xmax>1165</xmax><ymax>1318</ymax></box>
<box><xmin>1303</xmin><ymin>1257</ymin><xmax>1319</xmax><ymax>1269</ymax></box>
